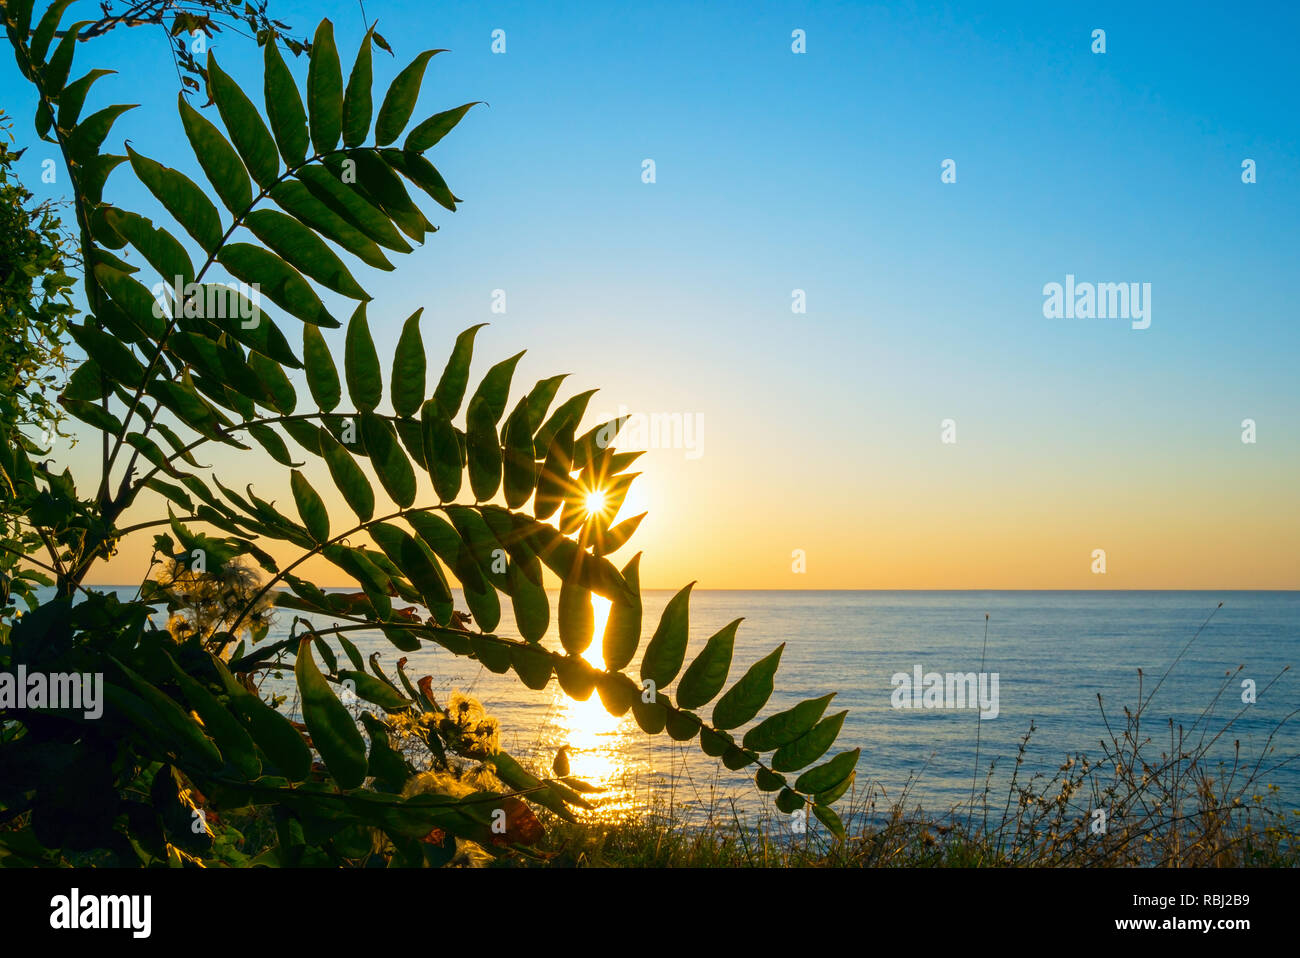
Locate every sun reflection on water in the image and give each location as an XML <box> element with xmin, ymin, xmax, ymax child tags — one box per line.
<box><xmin>546</xmin><ymin>594</ymin><xmax>646</xmax><ymax>817</ymax></box>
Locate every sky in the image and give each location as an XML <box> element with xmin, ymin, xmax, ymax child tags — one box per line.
<box><xmin>4</xmin><ymin>0</ymin><xmax>1298</xmax><ymax>590</ymax></box>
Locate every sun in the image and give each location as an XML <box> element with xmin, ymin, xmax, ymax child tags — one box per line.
<box><xmin>583</xmin><ymin>489</ymin><xmax>607</xmax><ymax>516</ymax></box>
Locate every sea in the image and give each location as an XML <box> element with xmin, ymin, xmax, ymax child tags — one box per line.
<box><xmin>51</xmin><ymin>589</ymin><xmax>1300</xmax><ymax>827</ymax></box>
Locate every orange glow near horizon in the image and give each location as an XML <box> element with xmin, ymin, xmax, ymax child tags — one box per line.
<box><xmin>61</xmin><ymin>423</ymin><xmax>1300</xmax><ymax>593</ymax></box>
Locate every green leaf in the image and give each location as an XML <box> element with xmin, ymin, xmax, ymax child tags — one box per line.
<box><xmin>248</xmin><ymin>422</ymin><xmax>295</xmax><ymax>466</ymax></box>
<box><xmin>771</xmin><ymin>711</ymin><xmax>848</xmax><ymax>773</ymax></box>
<box><xmin>64</xmin><ymin>358</ymin><xmax>106</xmax><ymax>401</ymax></box>
<box><xmin>41</xmin><ymin>19</ymin><xmax>88</xmax><ymax>98</ymax></box>
<box><xmin>664</xmin><ymin>707</ymin><xmax>700</xmax><ymax>742</ymax></box>
<box><xmin>387</xmin><ymin>149</ymin><xmax>460</xmax><ymax>212</ymax></box>
<box><xmin>361</xmin><ymin>713</ymin><xmax>410</xmax><ymax>791</ymax></box>
<box><xmin>146</xmin><ymin>378</ymin><xmax>227</xmax><ymax>440</ymax></box>
<box><xmin>522</xmin><ymin>375</ymin><xmax>568</xmax><ymax>431</ymax></box>
<box><xmin>161</xmin><ymin>651</ymin><xmax>262</xmax><ymax>781</ymax></box>
<box><xmin>405</xmin><ymin>101</ymin><xmax>484</xmax><ymax>152</ymax></box>
<box><xmin>37</xmin><ymin>102</ymin><xmax>52</xmax><ymax>143</ymax></box>
<box><xmin>106</xmin><ymin>663</ymin><xmax>223</xmax><ymax>773</ymax></box>
<box><xmin>526</xmin><ymin>522</ymin><xmax>632</xmax><ymax>604</ymax></box>
<box><xmin>345</xmin><ymin>150</ymin><xmax>432</xmax><ymax>242</ymax></box>
<box><xmin>815</xmin><ymin>768</ymin><xmax>856</xmax><ymax>807</ymax></box>
<box><xmin>374</xmin><ymin>50</ymin><xmax>444</xmax><ymax>145</ymax></box>
<box><xmin>341</xmin><ymin>31</ymin><xmax>374</xmax><ymax>148</ymax></box>
<box><xmin>775</xmin><ymin>788</ymin><xmax>805</xmax><ymax>814</ymax></box>
<box><xmin>219</xmin><ymin>244</ymin><xmax>335</xmax><ymax>327</ymax></box>
<box><xmin>573</xmin><ymin>416</ymin><xmax>629</xmax><ymax>472</ymax></box>
<box><xmin>212</xmin><ymin>658</ymin><xmax>311</xmax><ymax>782</ymax></box>
<box><xmin>370</xmin><ymin>522</ymin><xmax>452</xmax><ymax>620</ymax></box>
<box><xmin>247</xmin><ymin>351</ymin><xmax>299</xmax><ymax>410</ymax></box>
<box><xmin>414</xmin><ymin>512</ymin><xmax>499</xmax><ymax>633</ymax></box>
<box><xmin>298</xmin><ymin>164</ymin><xmax>410</xmax><ymax>252</ymax></box>
<box><xmin>509</xmin><ymin>644</ymin><xmax>552</xmax><ymax>690</ymax></box>
<box><xmin>283</xmin><ymin>417</ymin><xmax>323</xmax><ymax>455</ymax></box>
<box><xmin>534</xmin><ymin>421</ymin><xmax>576</xmax><ymax>522</ymax></box>
<box><xmin>345</xmin><ymin>304</ymin><xmax>382</xmax><ymax>411</ymax></box>
<box><xmin>558</xmin><ymin>576</ymin><xmax>594</xmax><ymax>656</ymax></box>
<box><xmin>296</xmin><ymin>638</ymin><xmax>368</xmax><ymax>789</ymax></box>
<box><xmin>381</xmin><ymin>627</ymin><xmax>422</xmax><ymax>654</ymax></box>
<box><xmin>29</xmin><ymin>0</ymin><xmax>75</xmax><ymax>67</ymax></box>
<box><xmin>639</xmin><ymin>582</ymin><xmax>693</xmax><ymax>689</ymax></box>
<box><xmin>303</xmin><ymin>325</ymin><xmax>342</xmax><ymax>411</ymax></box>
<box><xmin>507</xmin><ymin>558</ymin><xmax>548</xmax><ymax>643</ymax></box>
<box><xmin>67</xmin><ymin>322</ymin><xmax>143</xmax><ymax>387</ymax></box>
<box><xmin>534</xmin><ymin>388</ymin><xmax>597</xmax><ymax>459</ymax></box>
<box><xmin>313</xmin><ymin>635</ymin><xmax>338</xmax><ymax>674</ymax></box>
<box><xmin>602</xmin><ymin>553</ymin><xmax>642</xmax><ymax>671</ymax></box>
<box><xmin>124</xmin><ymin>432</ymin><xmax>179</xmax><ymax>478</ymax></box>
<box><xmin>722</xmin><ymin>745</ymin><xmax>757</xmax><ymax>770</ymax></box>
<box><xmin>391</xmin><ymin>309</ymin><xmax>426</xmax><ymax>417</ymax></box>
<box><xmin>421</xmin><ymin>400</ymin><xmax>461</xmax><ymax>501</ymax></box>
<box><xmin>207</xmin><ymin>53</ymin><xmax>279</xmax><ymax>188</ymax></box>
<box><xmin>755</xmin><ymin>768</ymin><xmax>786</xmax><ymax>792</ymax></box>
<box><xmin>794</xmin><ymin>749</ymin><xmax>861</xmax><ymax>796</ymax></box>
<box><xmin>467</xmin><ymin>350</ymin><xmax>524</xmax><ymax>424</ymax></box>
<box><xmin>593</xmin><ymin>511</ymin><xmax>645</xmax><ymax>557</ymax></box>
<box><xmin>307</xmin><ymin>19</ymin><xmax>343</xmax><ymax>155</ymax></box>
<box><xmin>244</xmin><ymin>209</ymin><xmax>369</xmax><ymax>300</ymax></box>
<box><xmin>320</xmin><ymin>426</ymin><xmax>374</xmax><ymax>521</ymax></box>
<box><xmin>556</xmin><ymin>656</ymin><xmax>597</xmax><ymax>701</ymax></box>
<box><xmin>813</xmin><ymin>804</ymin><xmax>847</xmax><ymax>839</ymax></box>
<box><xmin>101</xmin><ymin>214</ymin><xmax>190</xmax><ymax>295</ymax></box>
<box><xmin>264</xmin><ymin>40</ymin><xmax>309</xmax><ymax>165</ymax></box>
<box><xmin>290</xmin><ymin>469</ymin><xmax>330</xmax><ymax>543</ymax></box>
<box><xmin>445</xmin><ymin>506</ymin><xmax>509</xmax><ymax>591</ymax></box>
<box><xmin>675</xmin><ymin>618</ymin><xmax>741</xmax><ymax>710</ymax></box>
<box><xmin>632</xmin><ymin>695</ymin><xmax>667</xmax><ymax>735</ymax></box>
<box><xmin>394</xmin><ymin>415</ymin><xmax>429</xmax><ymax>475</ymax></box>
<box><xmin>178</xmin><ymin>94</ymin><xmax>252</xmax><ymax>215</ymax></box>
<box><xmin>126</xmin><ymin>146</ymin><xmax>223</xmax><ymax>255</ymax></box>
<box><xmin>145</xmin><ymin>478</ymin><xmax>193</xmax><ymax>512</ymax></box>
<box><xmin>743</xmin><ymin>693</ymin><xmax>835</xmax><ymax>752</ymax></box>
<box><xmin>712</xmin><ymin>644</ymin><xmax>784</xmax><ymax>730</ymax></box>
<box><xmin>201</xmin><ymin>289</ymin><xmax>302</xmax><ymax>368</ymax></box>
<box><xmin>596</xmin><ymin>672</ymin><xmax>639</xmax><ymax>717</ymax></box>
<box><xmin>339</xmin><ymin>669</ymin><xmax>410</xmax><ymax>712</ymax></box>
<box><xmin>501</xmin><ymin>397</ymin><xmax>537</xmax><ymax>509</ymax></box>
<box><xmin>433</xmin><ymin>324</ymin><xmax>486</xmax><ymax>417</ymax></box>
<box><xmin>66</xmin><ymin>103</ymin><xmax>136</xmax><ymax>165</ymax></box>
<box><xmin>360</xmin><ymin>412</ymin><xmax>416</xmax><ymax>507</ymax></box>
<box><xmin>153</xmin><ymin>422</ymin><xmax>201</xmax><ymax>469</ymax></box>
<box><xmin>324</xmin><ymin>545</ymin><xmax>392</xmax><ymax>619</ymax></box>
<box><xmin>460</xmin><ymin>571</ymin><xmax>500</xmax><ymax>634</ymax></box>
<box><xmin>465</xmin><ymin>399</ymin><xmax>501</xmax><ymax>501</ymax></box>
<box><xmin>270</xmin><ymin>180</ymin><xmax>393</xmax><ymax>271</ymax></box>
<box><xmin>81</xmin><ymin>152</ymin><xmax>126</xmax><ymax>205</ymax></box>
<box><xmin>338</xmin><ymin>635</ymin><xmax>366</xmax><ymax>673</ymax></box>
<box><xmin>57</xmin><ymin>67</ymin><xmax>114</xmax><ymax>134</ymax></box>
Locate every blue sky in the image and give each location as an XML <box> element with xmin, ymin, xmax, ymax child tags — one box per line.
<box><xmin>4</xmin><ymin>1</ymin><xmax>1297</xmax><ymax>588</ymax></box>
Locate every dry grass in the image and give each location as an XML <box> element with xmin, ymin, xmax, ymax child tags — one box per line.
<box><xmin>535</xmin><ymin>661</ymin><xmax>1300</xmax><ymax>868</ymax></box>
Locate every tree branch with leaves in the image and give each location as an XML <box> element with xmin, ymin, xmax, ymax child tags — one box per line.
<box><xmin>0</xmin><ymin>0</ymin><xmax>856</xmax><ymax>867</ymax></box>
